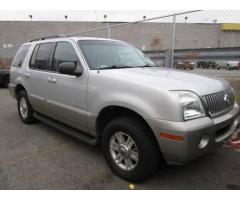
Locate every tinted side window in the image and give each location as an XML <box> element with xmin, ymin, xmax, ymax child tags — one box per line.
<box><xmin>30</xmin><ymin>44</ymin><xmax>39</xmax><ymax>69</ymax></box>
<box><xmin>52</xmin><ymin>42</ymin><xmax>79</xmax><ymax>72</ymax></box>
<box><xmin>30</xmin><ymin>43</ymin><xmax>54</xmax><ymax>70</ymax></box>
<box><xmin>12</xmin><ymin>45</ymin><xmax>30</xmax><ymax>68</ymax></box>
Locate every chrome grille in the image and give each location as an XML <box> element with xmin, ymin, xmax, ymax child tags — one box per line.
<box><xmin>203</xmin><ymin>89</ymin><xmax>235</xmax><ymax>118</ymax></box>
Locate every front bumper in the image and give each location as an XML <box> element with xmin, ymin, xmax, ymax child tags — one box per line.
<box><xmin>147</xmin><ymin>103</ymin><xmax>239</xmax><ymax>165</ymax></box>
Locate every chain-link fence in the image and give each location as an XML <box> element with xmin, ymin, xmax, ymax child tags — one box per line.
<box><xmin>100</xmin><ymin>10</ymin><xmax>240</xmax><ymax>71</ymax></box>
<box><xmin>69</xmin><ymin>10</ymin><xmax>240</xmax><ymax>72</ymax></box>
<box><xmin>1</xmin><ymin>10</ymin><xmax>240</xmax><ymax>71</ymax></box>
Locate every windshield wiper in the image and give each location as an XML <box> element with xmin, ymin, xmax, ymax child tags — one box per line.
<box><xmin>138</xmin><ymin>64</ymin><xmax>159</xmax><ymax>68</ymax></box>
<box><xmin>97</xmin><ymin>65</ymin><xmax>134</xmax><ymax>70</ymax></box>
<box><xmin>95</xmin><ymin>64</ymin><xmax>158</xmax><ymax>70</ymax></box>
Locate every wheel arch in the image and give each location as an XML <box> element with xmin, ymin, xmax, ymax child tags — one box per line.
<box><xmin>96</xmin><ymin>106</ymin><xmax>160</xmax><ymax>150</ymax></box>
<box><xmin>15</xmin><ymin>84</ymin><xmax>27</xmax><ymax>98</ymax></box>
<box><xmin>97</xmin><ymin>106</ymin><xmax>151</xmax><ymax>134</ymax></box>
<box><xmin>97</xmin><ymin>105</ymin><xmax>164</xmax><ymax>168</ymax></box>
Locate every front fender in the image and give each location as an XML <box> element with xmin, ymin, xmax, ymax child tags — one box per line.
<box><xmin>87</xmin><ymin>80</ymin><xmax>182</xmax><ymax>122</ymax></box>
<box><xmin>95</xmin><ymin>93</ymin><xmax>156</xmax><ymax>119</ymax></box>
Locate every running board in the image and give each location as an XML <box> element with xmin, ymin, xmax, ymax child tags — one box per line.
<box><xmin>33</xmin><ymin>112</ymin><xmax>99</xmax><ymax>146</ymax></box>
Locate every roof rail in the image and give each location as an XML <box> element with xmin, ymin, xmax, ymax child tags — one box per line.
<box><xmin>28</xmin><ymin>35</ymin><xmax>65</xmax><ymax>42</ymax></box>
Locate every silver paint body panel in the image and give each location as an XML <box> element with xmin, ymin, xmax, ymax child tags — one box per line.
<box><xmin>9</xmin><ymin>37</ymin><xmax>239</xmax><ymax>164</ymax></box>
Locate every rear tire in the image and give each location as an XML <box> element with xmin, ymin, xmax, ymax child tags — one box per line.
<box><xmin>102</xmin><ymin>117</ymin><xmax>162</xmax><ymax>182</ymax></box>
<box><xmin>17</xmin><ymin>90</ymin><xmax>36</xmax><ymax>124</ymax></box>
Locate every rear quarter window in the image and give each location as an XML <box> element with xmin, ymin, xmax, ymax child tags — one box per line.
<box><xmin>11</xmin><ymin>45</ymin><xmax>30</xmax><ymax>68</ymax></box>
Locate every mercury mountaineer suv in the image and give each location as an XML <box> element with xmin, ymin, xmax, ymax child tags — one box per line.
<box><xmin>9</xmin><ymin>36</ymin><xmax>239</xmax><ymax>182</ymax></box>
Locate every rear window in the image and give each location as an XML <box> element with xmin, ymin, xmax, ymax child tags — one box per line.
<box><xmin>11</xmin><ymin>45</ymin><xmax>30</xmax><ymax>68</ymax></box>
<box><xmin>30</xmin><ymin>43</ymin><xmax>55</xmax><ymax>70</ymax></box>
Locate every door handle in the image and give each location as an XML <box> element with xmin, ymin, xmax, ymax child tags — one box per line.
<box><xmin>24</xmin><ymin>73</ymin><xmax>30</xmax><ymax>78</ymax></box>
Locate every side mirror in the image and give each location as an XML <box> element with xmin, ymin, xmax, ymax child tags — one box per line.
<box><xmin>59</xmin><ymin>62</ymin><xmax>83</xmax><ymax>77</ymax></box>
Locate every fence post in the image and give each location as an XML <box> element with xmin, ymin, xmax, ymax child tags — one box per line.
<box><xmin>107</xmin><ymin>23</ymin><xmax>111</xmax><ymax>38</ymax></box>
<box><xmin>165</xmin><ymin>49</ymin><xmax>171</xmax><ymax>68</ymax></box>
<box><xmin>170</xmin><ymin>14</ymin><xmax>176</xmax><ymax>68</ymax></box>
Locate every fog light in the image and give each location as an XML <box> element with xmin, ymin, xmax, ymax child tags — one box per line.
<box><xmin>199</xmin><ymin>135</ymin><xmax>209</xmax><ymax>149</ymax></box>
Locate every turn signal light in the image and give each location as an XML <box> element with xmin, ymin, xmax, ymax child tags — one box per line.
<box><xmin>160</xmin><ymin>133</ymin><xmax>184</xmax><ymax>141</ymax></box>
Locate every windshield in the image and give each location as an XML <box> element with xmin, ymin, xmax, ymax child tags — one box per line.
<box><xmin>78</xmin><ymin>40</ymin><xmax>155</xmax><ymax>70</ymax></box>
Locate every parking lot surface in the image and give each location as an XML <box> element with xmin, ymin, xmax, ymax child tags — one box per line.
<box><xmin>0</xmin><ymin>88</ymin><xmax>240</xmax><ymax>189</ymax></box>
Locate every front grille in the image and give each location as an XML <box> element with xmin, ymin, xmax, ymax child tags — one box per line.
<box><xmin>203</xmin><ymin>89</ymin><xmax>235</xmax><ymax>118</ymax></box>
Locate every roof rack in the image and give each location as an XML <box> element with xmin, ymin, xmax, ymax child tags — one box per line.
<box><xmin>28</xmin><ymin>35</ymin><xmax>65</xmax><ymax>42</ymax></box>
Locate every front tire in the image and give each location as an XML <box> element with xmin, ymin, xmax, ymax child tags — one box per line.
<box><xmin>102</xmin><ymin>117</ymin><xmax>162</xmax><ymax>182</ymax></box>
<box><xmin>17</xmin><ymin>90</ymin><xmax>36</xmax><ymax>124</ymax></box>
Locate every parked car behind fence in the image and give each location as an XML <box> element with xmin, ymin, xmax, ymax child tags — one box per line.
<box><xmin>216</xmin><ymin>60</ymin><xmax>240</xmax><ymax>70</ymax></box>
<box><xmin>197</xmin><ymin>61</ymin><xmax>217</xmax><ymax>69</ymax></box>
<box><xmin>175</xmin><ymin>60</ymin><xmax>194</xmax><ymax>70</ymax></box>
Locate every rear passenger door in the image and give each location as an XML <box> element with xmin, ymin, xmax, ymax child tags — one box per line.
<box><xmin>44</xmin><ymin>40</ymin><xmax>88</xmax><ymax>132</ymax></box>
<box><xmin>27</xmin><ymin>42</ymin><xmax>55</xmax><ymax>115</ymax></box>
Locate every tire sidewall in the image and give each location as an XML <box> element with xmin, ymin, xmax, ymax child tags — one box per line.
<box><xmin>17</xmin><ymin>91</ymin><xmax>34</xmax><ymax>123</ymax></box>
<box><xmin>102</xmin><ymin>117</ymin><xmax>160</xmax><ymax>182</ymax></box>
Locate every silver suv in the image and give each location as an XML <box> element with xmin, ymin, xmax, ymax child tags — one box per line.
<box><xmin>9</xmin><ymin>36</ymin><xmax>239</xmax><ymax>182</ymax></box>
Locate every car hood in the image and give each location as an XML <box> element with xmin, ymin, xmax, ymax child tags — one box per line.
<box><xmin>102</xmin><ymin>67</ymin><xmax>231</xmax><ymax>96</ymax></box>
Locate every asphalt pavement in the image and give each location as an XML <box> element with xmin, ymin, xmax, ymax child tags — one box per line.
<box><xmin>0</xmin><ymin>89</ymin><xmax>240</xmax><ymax>189</ymax></box>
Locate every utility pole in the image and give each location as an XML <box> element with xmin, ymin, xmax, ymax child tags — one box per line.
<box><xmin>65</xmin><ymin>15</ymin><xmax>68</xmax><ymax>22</ymax></box>
<box><xmin>170</xmin><ymin>14</ymin><xmax>176</xmax><ymax>68</ymax></box>
<box><xmin>142</xmin><ymin>16</ymin><xmax>146</xmax><ymax>51</ymax></box>
<box><xmin>104</xmin><ymin>14</ymin><xmax>111</xmax><ymax>38</ymax></box>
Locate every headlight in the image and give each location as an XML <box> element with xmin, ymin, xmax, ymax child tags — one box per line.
<box><xmin>172</xmin><ymin>91</ymin><xmax>205</xmax><ymax>120</ymax></box>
